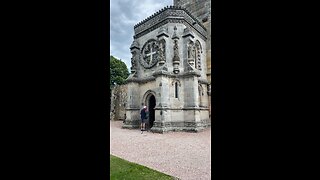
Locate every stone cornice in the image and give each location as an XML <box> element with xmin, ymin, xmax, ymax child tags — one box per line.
<box><xmin>133</xmin><ymin>6</ymin><xmax>207</xmax><ymax>40</ymax></box>
<box><xmin>183</xmin><ymin>71</ymin><xmax>201</xmax><ymax>77</ymax></box>
<box><xmin>127</xmin><ymin>70</ymin><xmax>207</xmax><ymax>82</ymax></box>
<box><xmin>198</xmin><ymin>78</ymin><xmax>209</xmax><ymax>84</ymax></box>
<box><xmin>152</xmin><ymin>70</ymin><xmax>171</xmax><ymax>77</ymax></box>
<box><xmin>151</xmin><ymin>70</ymin><xmax>203</xmax><ymax>78</ymax></box>
<box><xmin>126</xmin><ymin>76</ymin><xmax>156</xmax><ymax>83</ymax></box>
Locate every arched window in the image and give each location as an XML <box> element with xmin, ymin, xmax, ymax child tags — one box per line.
<box><xmin>172</xmin><ymin>79</ymin><xmax>181</xmax><ymax>99</ymax></box>
<box><xmin>175</xmin><ymin>82</ymin><xmax>178</xmax><ymax>98</ymax></box>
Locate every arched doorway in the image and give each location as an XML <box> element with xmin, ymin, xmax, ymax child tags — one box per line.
<box><xmin>147</xmin><ymin>95</ymin><xmax>156</xmax><ymax>128</ymax></box>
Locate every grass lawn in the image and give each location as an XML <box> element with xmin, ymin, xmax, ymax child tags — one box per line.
<box><xmin>110</xmin><ymin>155</ymin><xmax>177</xmax><ymax>180</ymax></box>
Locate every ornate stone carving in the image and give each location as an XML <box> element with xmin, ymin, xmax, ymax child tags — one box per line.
<box><xmin>198</xmin><ymin>84</ymin><xmax>204</xmax><ymax>96</ymax></box>
<box><xmin>130</xmin><ymin>51</ymin><xmax>139</xmax><ymax>72</ymax></box>
<box><xmin>172</xmin><ymin>26</ymin><xmax>179</xmax><ymax>40</ymax></box>
<box><xmin>133</xmin><ymin>7</ymin><xmax>207</xmax><ymax>40</ymax></box>
<box><xmin>195</xmin><ymin>40</ymin><xmax>202</xmax><ymax>71</ymax></box>
<box><xmin>152</xmin><ymin>64</ymin><xmax>170</xmax><ymax>77</ymax></box>
<box><xmin>140</xmin><ymin>39</ymin><xmax>159</xmax><ymax>69</ymax></box>
<box><xmin>182</xmin><ymin>27</ymin><xmax>195</xmax><ymax>38</ymax></box>
<box><xmin>162</xmin><ymin>65</ymin><xmax>168</xmax><ymax>71</ymax></box>
<box><xmin>207</xmin><ymin>83</ymin><xmax>211</xmax><ymax>96</ymax></box>
<box><xmin>187</xmin><ymin>41</ymin><xmax>195</xmax><ymax>67</ymax></box>
<box><xmin>130</xmin><ymin>39</ymin><xmax>140</xmax><ymax>50</ymax></box>
<box><xmin>157</xmin><ymin>26</ymin><xmax>169</xmax><ymax>38</ymax></box>
<box><xmin>186</xmin><ymin>62</ymin><xmax>195</xmax><ymax>71</ymax></box>
<box><xmin>173</xmin><ymin>39</ymin><xmax>180</xmax><ymax>74</ymax></box>
<box><xmin>172</xmin><ymin>26</ymin><xmax>180</xmax><ymax>74</ymax></box>
<box><xmin>157</xmin><ymin>39</ymin><xmax>166</xmax><ymax>65</ymax></box>
<box><xmin>130</xmin><ymin>40</ymin><xmax>140</xmax><ymax>73</ymax></box>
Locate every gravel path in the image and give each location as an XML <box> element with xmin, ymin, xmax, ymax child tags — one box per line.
<box><xmin>110</xmin><ymin>121</ymin><xmax>211</xmax><ymax>180</ymax></box>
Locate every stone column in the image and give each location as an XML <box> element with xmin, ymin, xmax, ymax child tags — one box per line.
<box><xmin>151</xmin><ymin>75</ymin><xmax>170</xmax><ymax>133</ymax></box>
<box><xmin>172</xmin><ymin>26</ymin><xmax>180</xmax><ymax>74</ymax></box>
<box><xmin>184</xmin><ymin>76</ymin><xmax>199</xmax><ymax>108</ymax></box>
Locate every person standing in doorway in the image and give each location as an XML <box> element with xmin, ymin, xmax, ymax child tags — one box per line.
<box><xmin>140</xmin><ymin>106</ymin><xmax>147</xmax><ymax>133</ymax></box>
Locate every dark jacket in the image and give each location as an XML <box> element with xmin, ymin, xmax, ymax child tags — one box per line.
<box><xmin>140</xmin><ymin>108</ymin><xmax>146</xmax><ymax>119</ymax></box>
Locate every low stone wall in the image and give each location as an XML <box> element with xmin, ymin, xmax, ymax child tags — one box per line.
<box><xmin>110</xmin><ymin>84</ymin><xmax>128</xmax><ymax>121</ymax></box>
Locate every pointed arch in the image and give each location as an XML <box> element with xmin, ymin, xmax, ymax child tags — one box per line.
<box><xmin>171</xmin><ymin>79</ymin><xmax>181</xmax><ymax>86</ymax></box>
<box><xmin>142</xmin><ymin>90</ymin><xmax>157</xmax><ymax>106</ymax></box>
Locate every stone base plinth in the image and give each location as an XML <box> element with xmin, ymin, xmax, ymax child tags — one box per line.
<box><xmin>150</xmin><ymin>120</ymin><xmax>211</xmax><ymax>133</ymax></box>
<box><xmin>122</xmin><ymin>119</ymin><xmax>140</xmax><ymax>129</ymax></box>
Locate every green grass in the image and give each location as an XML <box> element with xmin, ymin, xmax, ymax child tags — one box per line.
<box><xmin>110</xmin><ymin>155</ymin><xmax>177</xmax><ymax>180</ymax></box>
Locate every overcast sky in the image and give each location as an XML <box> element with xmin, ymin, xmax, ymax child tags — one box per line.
<box><xmin>110</xmin><ymin>0</ymin><xmax>173</xmax><ymax>70</ymax></box>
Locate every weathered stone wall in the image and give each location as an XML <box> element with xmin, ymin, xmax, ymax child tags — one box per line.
<box><xmin>110</xmin><ymin>84</ymin><xmax>128</xmax><ymax>121</ymax></box>
<box><xmin>112</xmin><ymin>2</ymin><xmax>212</xmax><ymax>131</ymax></box>
<box><xmin>174</xmin><ymin>0</ymin><xmax>211</xmax><ymax>118</ymax></box>
<box><xmin>124</xmin><ymin>5</ymin><xmax>210</xmax><ymax>133</ymax></box>
<box><xmin>174</xmin><ymin>0</ymin><xmax>211</xmax><ymax>25</ymax></box>
<box><xmin>174</xmin><ymin>0</ymin><xmax>211</xmax><ymax>81</ymax></box>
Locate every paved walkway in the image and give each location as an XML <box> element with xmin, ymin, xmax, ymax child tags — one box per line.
<box><xmin>110</xmin><ymin>121</ymin><xmax>211</xmax><ymax>180</ymax></box>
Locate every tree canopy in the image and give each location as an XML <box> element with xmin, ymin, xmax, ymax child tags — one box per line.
<box><xmin>110</xmin><ymin>55</ymin><xmax>129</xmax><ymax>88</ymax></box>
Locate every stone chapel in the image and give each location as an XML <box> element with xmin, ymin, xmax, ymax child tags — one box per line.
<box><xmin>122</xmin><ymin>3</ymin><xmax>211</xmax><ymax>133</ymax></box>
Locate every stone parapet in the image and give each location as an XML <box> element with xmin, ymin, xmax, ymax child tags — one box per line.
<box><xmin>133</xmin><ymin>6</ymin><xmax>207</xmax><ymax>40</ymax></box>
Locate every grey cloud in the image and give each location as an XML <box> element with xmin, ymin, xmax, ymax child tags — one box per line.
<box><xmin>110</xmin><ymin>0</ymin><xmax>172</xmax><ymax>70</ymax></box>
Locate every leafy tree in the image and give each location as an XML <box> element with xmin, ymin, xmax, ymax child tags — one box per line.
<box><xmin>110</xmin><ymin>55</ymin><xmax>129</xmax><ymax>88</ymax></box>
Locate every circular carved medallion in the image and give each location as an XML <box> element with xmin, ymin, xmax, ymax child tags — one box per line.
<box><xmin>140</xmin><ymin>40</ymin><xmax>159</xmax><ymax>68</ymax></box>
